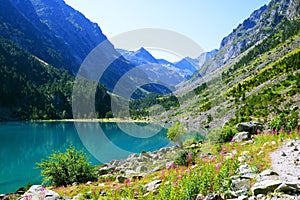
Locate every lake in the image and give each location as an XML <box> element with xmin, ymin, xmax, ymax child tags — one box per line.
<box><xmin>0</xmin><ymin>121</ymin><xmax>171</xmax><ymax>194</ymax></box>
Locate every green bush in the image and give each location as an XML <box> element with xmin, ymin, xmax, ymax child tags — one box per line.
<box><xmin>36</xmin><ymin>145</ymin><xmax>97</xmax><ymax>186</ymax></box>
<box><xmin>174</xmin><ymin>150</ymin><xmax>196</xmax><ymax>166</ymax></box>
<box><xmin>167</xmin><ymin>122</ymin><xmax>187</xmax><ymax>148</ymax></box>
<box><xmin>207</xmin><ymin>126</ymin><xmax>238</xmax><ymax>144</ymax></box>
<box><xmin>269</xmin><ymin>111</ymin><xmax>299</xmax><ymax>131</ymax></box>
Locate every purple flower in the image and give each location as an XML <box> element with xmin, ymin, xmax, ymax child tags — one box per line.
<box><xmin>215</xmin><ymin>163</ymin><xmax>222</xmax><ymax>171</ymax></box>
<box><xmin>188</xmin><ymin>153</ymin><xmax>192</xmax><ymax>160</ymax></box>
<box><xmin>257</xmin><ymin>129</ymin><xmax>261</xmax><ymax>134</ymax></box>
<box><xmin>174</xmin><ymin>181</ymin><xmax>178</xmax><ymax>186</ymax></box>
<box><xmin>280</xmin><ymin>126</ymin><xmax>285</xmax><ymax>132</ymax></box>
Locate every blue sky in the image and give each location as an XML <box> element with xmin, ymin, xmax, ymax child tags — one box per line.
<box><xmin>64</xmin><ymin>0</ymin><xmax>271</xmax><ymax>59</ymax></box>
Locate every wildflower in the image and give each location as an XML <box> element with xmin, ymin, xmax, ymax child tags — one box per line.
<box><xmin>271</xmin><ymin>129</ymin><xmax>276</xmax><ymax>135</ymax></box>
<box><xmin>161</xmin><ymin>169</ymin><xmax>165</xmax><ymax>175</ymax></box>
<box><xmin>181</xmin><ymin>167</ymin><xmax>185</xmax><ymax>173</ymax></box>
<box><xmin>288</xmin><ymin>130</ymin><xmax>291</xmax><ymax>134</ymax></box>
<box><xmin>174</xmin><ymin>180</ymin><xmax>178</xmax><ymax>186</ymax></box>
<box><xmin>280</xmin><ymin>126</ymin><xmax>284</xmax><ymax>133</ymax></box>
<box><xmin>257</xmin><ymin>129</ymin><xmax>261</xmax><ymax>134</ymax></box>
<box><xmin>211</xmin><ymin>155</ymin><xmax>217</xmax><ymax>162</ymax></box>
<box><xmin>215</xmin><ymin>163</ymin><xmax>222</xmax><ymax>171</ymax></box>
<box><xmin>186</xmin><ymin>168</ymin><xmax>190</xmax><ymax>174</ymax></box>
<box><xmin>167</xmin><ymin>164</ymin><xmax>171</xmax><ymax>170</ymax></box>
<box><xmin>113</xmin><ymin>185</ymin><xmax>119</xmax><ymax>191</ymax></box>
<box><xmin>188</xmin><ymin>152</ymin><xmax>192</xmax><ymax>160</ymax></box>
<box><xmin>171</xmin><ymin>163</ymin><xmax>175</xmax><ymax>168</ymax></box>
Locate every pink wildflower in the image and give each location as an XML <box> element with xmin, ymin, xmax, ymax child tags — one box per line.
<box><xmin>215</xmin><ymin>163</ymin><xmax>222</xmax><ymax>171</ymax></box>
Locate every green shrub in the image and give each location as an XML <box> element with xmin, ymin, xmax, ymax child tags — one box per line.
<box><xmin>183</xmin><ymin>138</ymin><xmax>197</xmax><ymax>147</ymax></box>
<box><xmin>207</xmin><ymin>126</ymin><xmax>238</xmax><ymax>144</ymax></box>
<box><xmin>269</xmin><ymin>111</ymin><xmax>299</xmax><ymax>131</ymax></box>
<box><xmin>167</xmin><ymin>122</ymin><xmax>187</xmax><ymax>148</ymax></box>
<box><xmin>174</xmin><ymin>150</ymin><xmax>196</xmax><ymax>166</ymax></box>
<box><xmin>36</xmin><ymin>145</ymin><xmax>97</xmax><ymax>186</ymax></box>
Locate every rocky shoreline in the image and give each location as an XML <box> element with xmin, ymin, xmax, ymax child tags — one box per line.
<box><xmin>4</xmin><ymin>122</ymin><xmax>300</xmax><ymax>200</ymax></box>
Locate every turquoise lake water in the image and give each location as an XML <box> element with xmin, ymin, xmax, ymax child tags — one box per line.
<box><xmin>0</xmin><ymin>122</ymin><xmax>171</xmax><ymax>194</ymax></box>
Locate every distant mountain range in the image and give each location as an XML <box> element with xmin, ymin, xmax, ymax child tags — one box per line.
<box><xmin>118</xmin><ymin>48</ymin><xmax>218</xmax><ymax>85</ymax></box>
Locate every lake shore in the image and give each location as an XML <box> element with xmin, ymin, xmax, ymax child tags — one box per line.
<box><xmin>31</xmin><ymin>118</ymin><xmax>151</xmax><ymax>123</ymax></box>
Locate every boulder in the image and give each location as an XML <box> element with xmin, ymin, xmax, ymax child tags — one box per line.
<box><xmin>237</xmin><ymin>163</ymin><xmax>256</xmax><ymax>179</ymax></box>
<box><xmin>275</xmin><ymin>182</ymin><xmax>300</xmax><ymax>193</ymax></box>
<box><xmin>98</xmin><ymin>165</ymin><xmax>116</xmax><ymax>175</ymax></box>
<box><xmin>237</xmin><ymin>122</ymin><xmax>262</xmax><ymax>135</ymax></box>
<box><xmin>21</xmin><ymin>185</ymin><xmax>61</xmax><ymax>200</ymax></box>
<box><xmin>251</xmin><ymin>180</ymin><xmax>282</xmax><ymax>195</ymax></box>
<box><xmin>204</xmin><ymin>193</ymin><xmax>222</xmax><ymax>200</ymax></box>
<box><xmin>116</xmin><ymin>175</ymin><xmax>127</xmax><ymax>183</ymax></box>
<box><xmin>145</xmin><ymin>180</ymin><xmax>162</xmax><ymax>192</ymax></box>
<box><xmin>231</xmin><ymin>178</ymin><xmax>251</xmax><ymax>195</ymax></box>
<box><xmin>136</xmin><ymin>165</ymin><xmax>147</xmax><ymax>173</ymax></box>
<box><xmin>232</xmin><ymin>132</ymin><xmax>250</xmax><ymax>142</ymax></box>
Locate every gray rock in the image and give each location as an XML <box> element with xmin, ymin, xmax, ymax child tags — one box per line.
<box><xmin>151</xmin><ymin>165</ymin><xmax>164</xmax><ymax>172</ymax></box>
<box><xmin>125</xmin><ymin>169</ymin><xmax>136</xmax><ymax>176</ymax></box>
<box><xmin>204</xmin><ymin>193</ymin><xmax>222</xmax><ymax>200</ymax></box>
<box><xmin>98</xmin><ymin>165</ymin><xmax>116</xmax><ymax>175</ymax></box>
<box><xmin>287</xmin><ymin>141</ymin><xmax>295</xmax><ymax>147</ymax></box>
<box><xmin>21</xmin><ymin>185</ymin><xmax>61</xmax><ymax>200</ymax></box>
<box><xmin>128</xmin><ymin>153</ymin><xmax>138</xmax><ymax>159</ymax></box>
<box><xmin>251</xmin><ymin>180</ymin><xmax>282</xmax><ymax>195</ymax></box>
<box><xmin>275</xmin><ymin>182</ymin><xmax>300</xmax><ymax>193</ymax></box>
<box><xmin>232</xmin><ymin>132</ymin><xmax>250</xmax><ymax>142</ymax></box>
<box><xmin>281</xmin><ymin>151</ymin><xmax>287</xmax><ymax>156</ymax></box>
<box><xmin>116</xmin><ymin>175</ymin><xmax>127</xmax><ymax>183</ymax></box>
<box><xmin>145</xmin><ymin>180</ymin><xmax>162</xmax><ymax>192</ymax></box>
<box><xmin>238</xmin><ymin>195</ymin><xmax>248</xmax><ymax>200</ymax></box>
<box><xmin>238</xmin><ymin>163</ymin><xmax>256</xmax><ymax>179</ymax></box>
<box><xmin>136</xmin><ymin>165</ymin><xmax>147</xmax><ymax>173</ymax></box>
<box><xmin>131</xmin><ymin>175</ymin><xmax>143</xmax><ymax>181</ymax></box>
<box><xmin>259</xmin><ymin>169</ymin><xmax>279</xmax><ymax>177</ymax></box>
<box><xmin>86</xmin><ymin>181</ymin><xmax>93</xmax><ymax>186</ymax></box>
<box><xmin>237</xmin><ymin>122</ymin><xmax>262</xmax><ymax>135</ymax></box>
<box><xmin>231</xmin><ymin>178</ymin><xmax>251</xmax><ymax>194</ymax></box>
<box><xmin>195</xmin><ymin>194</ymin><xmax>205</xmax><ymax>200</ymax></box>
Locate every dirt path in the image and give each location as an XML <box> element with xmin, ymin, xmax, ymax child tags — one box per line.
<box><xmin>270</xmin><ymin>140</ymin><xmax>300</xmax><ymax>183</ymax></box>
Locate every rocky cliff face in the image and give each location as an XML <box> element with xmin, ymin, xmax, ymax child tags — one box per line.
<box><xmin>29</xmin><ymin>0</ymin><xmax>107</xmax><ymax>69</ymax></box>
<box><xmin>199</xmin><ymin>0</ymin><xmax>300</xmax><ymax>74</ymax></box>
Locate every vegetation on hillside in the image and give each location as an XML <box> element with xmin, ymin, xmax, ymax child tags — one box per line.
<box><xmin>0</xmin><ymin>38</ymin><xmax>111</xmax><ymax>120</ymax></box>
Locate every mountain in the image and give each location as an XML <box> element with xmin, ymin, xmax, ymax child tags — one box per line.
<box><xmin>118</xmin><ymin>48</ymin><xmax>192</xmax><ymax>86</ymax></box>
<box><xmin>173</xmin><ymin>49</ymin><xmax>218</xmax><ymax>73</ymax></box>
<box><xmin>131</xmin><ymin>0</ymin><xmax>300</xmax><ymax>131</ymax></box>
<box><xmin>196</xmin><ymin>0</ymin><xmax>300</xmax><ymax>75</ymax></box>
<box><xmin>1</xmin><ymin>0</ymin><xmax>142</xmax><ymax>92</ymax></box>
